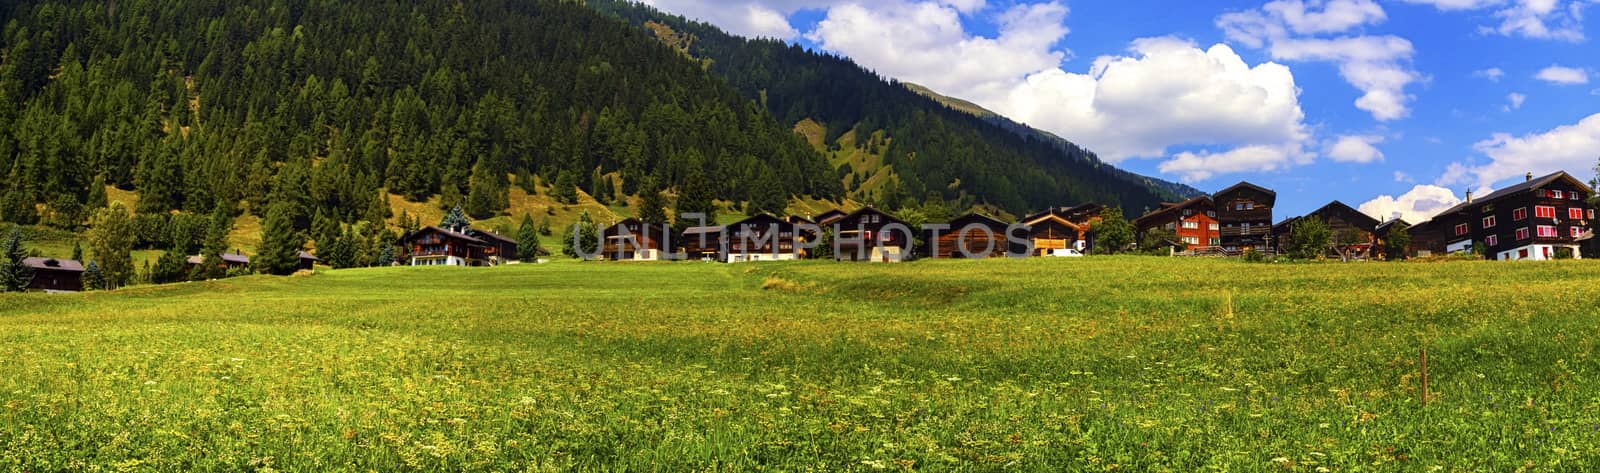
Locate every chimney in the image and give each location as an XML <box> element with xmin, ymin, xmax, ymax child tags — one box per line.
<box><xmin>1465</xmin><ymin>190</ymin><xmax>1473</xmax><ymax>203</ymax></box>
<box><xmin>1526</xmin><ymin>172</ymin><xmax>1533</xmax><ymax>182</ymax></box>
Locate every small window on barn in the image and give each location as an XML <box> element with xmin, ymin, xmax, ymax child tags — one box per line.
<box><xmin>1553</xmin><ymin>190</ymin><xmax>1564</xmax><ymax>199</ymax></box>
<box><xmin>1516</xmin><ymin>227</ymin><xmax>1530</xmax><ymax>240</ymax></box>
<box><xmin>1535</xmin><ymin>206</ymin><xmax>1556</xmax><ymax>219</ymax></box>
<box><xmin>1537</xmin><ymin>226</ymin><xmax>1557</xmax><ymax>238</ymax></box>
<box><xmin>1454</xmin><ymin>223</ymin><xmax>1469</xmax><ymax>236</ymax></box>
<box><xmin>1482</xmin><ymin>216</ymin><xmax>1496</xmax><ymax>229</ymax></box>
<box><xmin>1568</xmin><ymin>208</ymin><xmax>1584</xmax><ymax>220</ymax></box>
<box><xmin>1513</xmin><ymin>208</ymin><xmax>1527</xmax><ymax>221</ymax></box>
<box><xmin>1486</xmin><ymin>235</ymin><xmax>1498</xmax><ymax>247</ymax></box>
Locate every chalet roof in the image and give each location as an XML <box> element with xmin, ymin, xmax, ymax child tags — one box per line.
<box><xmin>682</xmin><ymin>225</ymin><xmax>724</xmax><ymax>235</ymax></box>
<box><xmin>469</xmin><ymin>230</ymin><xmax>517</xmax><ymax>246</ymax></box>
<box><xmin>22</xmin><ymin>257</ymin><xmax>84</xmax><ymax>272</ymax></box>
<box><xmin>1133</xmin><ymin>196</ymin><xmax>1212</xmax><ymax>226</ymax></box>
<box><xmin>946</xmin><ymin>212</ymin><xmax>1009</xmax><ymax>229</ymax></box>
<box><xmin>1430</xmin><ymin>171</ymin><xmax>1591</xmax><ymax>219</ymax></box>
<box><xmin>1215</xmin><ymin>181</ymin><xmax>1276</xmax><ymax>198</ymax></box>
<box><xmin>221</xmin><ymin>253</ymin><xmax>250</xmax><ymax>264</ymax></box>
<box><xmin>1375</xmin><ymin>218</ymin><xmax>1410</xmax><ymax>231</ymax></box>
<box><xmin>786</xmin><ymin>215</ymin><xmax>815</xmax><ymax>225</ymax></box>
<box><xmin>299</xmin><ymin>251</ymin><xmax>319</xmax><ymax>261</ymax></box>
<box><xmin>815</xmin><ymin>209</ymin><xmax>848</xmax><ymax>224</ymax></box>
<box><xmin>1307</xmin><ymin>200</ymin><xmax>1381</xmax><ymax>230</ymax></box>
<box><xmin>404</xmin><ymin>226</ymin><xmax>488</xmax><ymax>245</ymax></box>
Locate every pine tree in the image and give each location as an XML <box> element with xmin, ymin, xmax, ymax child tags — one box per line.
<box><xmin>86</xmin><ymin>171</ymin><xmax>109</xmax><ymax>210</ymax></box>
<box><xmin>674</xmin><ymin>168</ymin><xmax>716</xmax><ymax>233</ymax></box>
<box><xmin>197</xmin><ymin>205</ymin><xmax>233</xmax><ymax>279</ymax></box>
<box><xmin>150</xmin><ymin>247</ymin><xmax>189</xmax><ymax>284</ymax></box>
<box><xmin>254</xmin><ymin>201</ymin><xmax>304</xmax><ymax>276</ymax></box>
<box><xmin>87</xmin><ymin>203</ymin><xmax>134</xmax><ymax>289</ymax></box>
<box><xmin>561</xmin><ymin>211</ymin><xmax>599</xmax><ymax>259</ymax></box>
<box><xmin>517</xmin><ymin>213</ymin><xmax>542</xmax><ymax>261</ymax></box>
<box><xmin>82</xmin><ymin>261</ymin><xmax>105</xmax><ymax>291</ymax></box>
<box><xmin>553</xmin><ymin>170</ymin><xmax>579</xmax><ymax>205</ymax></box>
<box><xmin>638</xmin><ymin>178</ymin><xmax>668</xmax><ymax>224</ymax></box>
<box><xmin>440</xmin><ymin>205</ymin><xmax>471</xmax><ymax>232</ymax></box>
<box><xmin>466</xmin><ymin>157</ymin><xmax>508</xmax><ymax>219</ymax></box>
<box><xmin>2</xmin><ymin>186</ymin><xmax>37</xmax><ymax>225</ymax></box>
<box><xmin>376</xmin><ymin>243</ymin><xmax>394</xmax><ymax>266</ymax></box>
<box><xmin>2</xmin><ymin>228</ymin><xmax>34</xmax><ymax>292</ymax></box>
<box><xmin>71</xmin><ymin>241</ymin><xmax>82</xmax><ymax>261</ymax></box>
<box><xmin>748</xmin><ymin>173</ymin><xmax>788</xmax><ymax>216</ymax></box>
<box><xmin>438</xmin><ymin>182</ymin><xmax>464</xmax><ymax>212</ymax></box>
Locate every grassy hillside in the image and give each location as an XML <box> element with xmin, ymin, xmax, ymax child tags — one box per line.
<box><xmin>3</xmin><ymin>258</ymin><xmax>1598</xmax><ymax>469</ymax></box>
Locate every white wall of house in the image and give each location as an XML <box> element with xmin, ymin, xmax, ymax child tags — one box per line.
<box><xmin>1496</xmin><ymin>244</ymin><xmax>1583</xmax><ymax>261</ymax></box>
<box><xmin>727</xmin><ymin>252</ymin><xmax>798</xmax><ymax>263</ymax></box>
<box><xmin>869</xmin><ymin>246</ymin><xmax>906</xmax><ymax>263</ymax></box>
<box><xmin>410</xmin><ymin>256</ymin><xmax>467</xmax><ymax>266</ymax></box>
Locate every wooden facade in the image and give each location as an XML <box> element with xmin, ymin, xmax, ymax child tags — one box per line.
<box><xmin>680</xmin><ymin>225</ymin><xmax>724</xmax><ymax>261</ymax></box>
<box><xmin>1133</xmin><ymin>196</ymin><xmax>1220</xmax><ymax>250</ymax></box>
<box><xmin>398</xmin><ymin>226</ymin><xmax>515</xmax><ymax>266</ymax></box>
<box><xmin>929</xmin><ymin>213</ymin><xmax>1013</xmax><ymax>258</ymax></box>
<box><xmin>1373</xmin><ymin>218</ymin><xmax>1410</xmax><ymax>261</ymax></box>
<box><xmin>23</xmin><ymin>257</ymin><xmax>83</xmax><ymax>292</ymax></box>
<box><xmin>726</xmin><ymin>214</ymin><xmax>800</xmax><ymax>261</ymax></box>
<box><xmin>1409</xmin><ymin>171</ymin><xmax>1594</xmax><ymax>260</ymax></box>
<box><xmin>601</xmin><ymin>218</ymin><xmax>672</xmax><ymax>261</ymax></box>
<box><xmin>1274</xmin><ymin>200</ymin><xmax>1382</xmax><ymax>260</ymax></box>
<box><xmin>1214</xmin><ymin>181</ymin><xmax>1276</xmax><ymax>251</ymax></box>
<box><xmin>1020</xmin><ymin>208</ymin><xmax>1087</xmax><ymax>256</ymax></box>
<box><xmin>830</xmin><ymin>206</ymin><xmax>911</xmax><ymax>262</ymax></box>
<box><xmin>814</xmin><ymin>209</ymin><xmax>848</xmax><ymax>227</ymax></box>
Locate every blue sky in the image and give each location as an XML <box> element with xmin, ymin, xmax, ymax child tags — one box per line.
<box><xmin>641</xmin><ymin>0</ymin><xmax>1600</xmax><ymax>221</ymax></box>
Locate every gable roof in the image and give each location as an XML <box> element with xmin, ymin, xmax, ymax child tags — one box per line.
<box><xmin>469</xmin><ymin>229</ymin><xmax>517</xmax><ymax>246</ymax></box>
<box><xmin>1215</xmin><ymin>181</ymin><xmax>1276</xmax><ymax>198</ymax></box>
<box><xmin>1430</xmin><ymin>171</ymin><xmax>1592</xmax><ymax>220</ymax></box>
<box><xmin>403</xmin><ymin>226</ymin><xmax>487</xmax><ymax>245</ymax></box>
<box><xmin>22</xmin><ymin>257</ymin><xmax>84</xmax><ymax>272</ymax></box>
<box><xmin>946</xmin><ymin>212</ymin><xmax>1009</xmax><ymax>229</ymax></box>
<box><xmin>1133</xmin><ymin>196</ymin><xmax>1212</xmax><ymax>226</ymax></box>
<box><xmin>834</xmin><ymin>206</ymin><xmax>907</xmax><ymax>226</ymax></box>
<box><xmin>815</xmin><ymin>209</ymin><xmax>848</xmax><ymax>224</ymax></box>
<box><xmin>1306</xmin><ymin>200</ymin><xmax>1382</xmax><ymax>230</ymax></box>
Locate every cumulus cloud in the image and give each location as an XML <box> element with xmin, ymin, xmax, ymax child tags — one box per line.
<box><xmin>1535</xmin><ymin>65</ymin><xmax>1590</xmax><ymax>84</ymax></box>
<box><xmin>1219</xmin><ymin>1</ymin><xmax>1422</xmax><ymax>121</ymax></box>
<box><xmin>1358</xmin><ymin>185</ymin><xmax>1464</xmax><ymax>222</ymax></box>
<box><xmin>805</xmin><ymin>3</ymin><xmax>1314</xmax><ymax>181</ymax></box>
<box><xmin>1394</xmin><ymin>170</ymin><xmax>1415</xmax><ymax>183</ymax></box>
<box><xmin>1474</xmin><ymin>67</ymin><xmax>1505</xmax><ymax>81</ymax></box>
<box><xmin>1447</xmin><ymin>112</ymin><xmax>1600</xmax><ymax>189</ymax></box>
<box><xmin>1326</xmin><ymin>135</ymin><xmax>1386</xmax><ymax>162</ymax></box>
<box><xmin>1505</xmin><ymin>92</ymin><xmax>1526</xmax><ymax>110</ymax></box>
<box><xmin>1398</xmin><ymin>0</ymin><xmax>1592</xmax><ymax>42</ymax></box>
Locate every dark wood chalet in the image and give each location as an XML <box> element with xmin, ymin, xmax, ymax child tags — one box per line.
<box><xmin>1273</xmin><ymin>200</ymin><xmax>1382</xmax><ymax>260</ymax></box>
<box><xmin>1410</xmin><ymin>171</ymin><xmax>1594</xmax><ymax>260</ymax></box>
<box><xmin>601</xmin><ymin>218</ymin><xmax>672</xmax><ymax>261</ymax></box>
<box><xmin>786</xmin><ymin>215</ymin><xmax>819</xmax><ymax>251</ymax></box>
<box><xmin>187</xmin><ymin>251</ymin><xmax>318</xmax><ymax>272</ymax></box>
<box><xmin>726</xmin><ymin>214</ymin><xmax>800</xmax><ymax>262</ymax></box>
<box><xmin>928</xmin><ymin>213</ymin><xmax>1015</xmax><ymax>258</ymax></box>
<box><xmin>23</xmin><ymin>257</ymin><xmax>83</xmax><ymax>292</ymax></box>
<box><xmin>1214</xmin><ymin>181</ymin><xmax>1276</xmax><ymax>251</ymax></box>
<box><xmin>1020</xmin><ymin>207</ymin><xmax>1088</xmax><ymax>255</ymax></box>
<box><xmin>1133</xmin><ymin>196</ymin><xmax>1220</xmax><ymax>250</ymax></box>
<box><xmin>399</xmin><ymin>226</ymin><xmax>517</xmax><ymax>266</ymax></box>
<box><xmin>830</xmin><ymin>206</ymin><xmax>912</xmax><ymax>262</ymax></box>
<box><xmin>1373</xmin><ymin>218</ymin><xmax>1410</xmax><ymax>260</ymax></box>
<box><xmin>680</xmin><ymin>225</ymin><xmax>725</xmax><ymax>261</ymax></box>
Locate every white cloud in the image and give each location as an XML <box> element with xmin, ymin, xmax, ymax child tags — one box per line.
<box><xmin>641</xmin><ymin>0</ymin><xmax>994</xmax><ymax>39</ymax></box>
<box><xmin>1505</xmin><ymin>92</ymin><xmax>1527</xmax><ymax>110</ymax></box>
<box><xmin>1450</xmin><ymin>112</ymin><xmax>1600</xmax><ymax>189</ymax></box>
<box><xmin>807</xmin><ymin>3</ymin><xmax>1314</xmax><ymax>181</ymax></box>
<box><xmin>1474</xmin><ymin>67</ymin><xmax>1505</xmax><ymax>81</ymax></box>
<box><xmin>1394</xmin><ymin>170</ymin><xmax>1415</xmax><ymax>182</ymax></box>
<box><xmin>1326</xmin><ymin>135</ymin><xmax>1386</xmax><ymax>162</ymax></box>
<box><xmin>808</xmin><ymin>2</ymin><xmax>1069</xmax><ymax>102</ymax></box>
<box><xmin>1358</xmin><ymin>185</ymin><xmax>1464</xmax><ymax>222</ymax></box>
<box><xmin>1535</xmin><ymin>65</ymin><xmax>1590</xmax><ymax>84</ymax></box>
<box><xmin>1398</xmin><ymin>0</ymin><xmax>1592</xmax><ymax>42</ymax></box>
<box><xmin>1218</xmin><ymin>1</ymin><xmax>1422</xmax><ymax>121</ymax></box>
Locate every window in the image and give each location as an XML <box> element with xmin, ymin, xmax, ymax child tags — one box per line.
<box><xmin>1182</xmin><ymin>221</ymin><xmax>1199</xmax><ymax>229</ymax></box>
<box><xmin>1513</xmin><ymin>207</ymin><xmax>1528</xmax><ymax>221</ymax></box>
<box><xmin>1209</xmin><ymin>223</ymin><xmax>1220</xmax><ymax>231</ymax></box>
<box><xmin>1569</xmin><ymin>208</ymin><xmax>1585</xmax><ymax>220</ymax></box>
<box><xmin>1485</xmin><ymin>235</ymin><xmax>1498</xmax><ymax>247</ymax></box>
<box><xmin>1519</xmin><ymin>248</ymin><xmax>1529</xmax><ymax>259</ymax></box>
<box><xmin>1537</xmin><ymin>225</ymin><xmax>1558</xmax><ymax>238</ymax></box>
<box><xmin>1247</xmin><ymin>203</ymin><xmax>1256</xmax><ymax>210</ymax></box>
<box><xmin>1516</xmin><ymin>227</ymin><xmax>1530</xmax><ymax>240</ymax></box>
<box><xmin>1236</xmin><ymin>203</ymin><xmax>1245</xmax><ymax>210</ymax></box>
<box><xmin>1535</xmin><ymin>206</ymin><xmax>1556</xmax><ymax>219</ymax></box>
<box><xmin>1590</xmin><ymin>209</ymin><xmax>1596</xmax><ymax>220</ymax></box>
<box><xmin>1553</xmin><ymin>190</ymin><xmax>1564</xmax><ymax>199</ymax></box>
<box><xmin>1571</xmin><ymin>193</ymin><xmax>1583</xmax><ymax>201</ymax></box>
<box><xmin>1572</xmin><ymin>227</ymin><xmax>1586</xmax><ymax>238</ymax></box>
<box><xmin>1482</xmin><ymin>216</ymin><xmax>1496</xmax><ymax>229</ymax></box>
<box><xmin>1454</xmin><ymin>223</ymin><xmax>1469</xmax><ymax>236</ymax></box>
<box><xmin>1210</xmin><ymin>237</ymin><xmax>1221</xmax><ymax>246</ymax></box>
<box><xmin>1182</xmin><ymin>236</ymin><xmax>1199</xmax><ymax>245</ymax></box>
<box><xmin>1482</xmin><ymin>204</ymin><xmax>1495</xmax><ymax>213</ymax></box>
<box><xmin>1206</xmin><ymin>211</ymin><xmax>1216</xmax><ymax>218</ymax></box>
<box><xmin>1182</xmin><ymin>209</ymin><xmax>1193</xmax><ymax>216</ymax></box>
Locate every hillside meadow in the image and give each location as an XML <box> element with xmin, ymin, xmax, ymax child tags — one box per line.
<box><xmin>2</xmin><ymin>258</ymin><xmax>1598</xmax><ymax>471</ymax></box>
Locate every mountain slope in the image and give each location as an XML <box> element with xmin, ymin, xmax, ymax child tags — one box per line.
<box><xmin>591</xmin><ymin>1</ymin><xmax>1194</xmax><ymax>214</ymax></box>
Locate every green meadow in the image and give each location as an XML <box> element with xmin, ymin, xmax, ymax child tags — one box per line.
<box><xmin>2</xmin><ymin>258</ymin><xmax>1599</xmax><ymax>471</ymax></box>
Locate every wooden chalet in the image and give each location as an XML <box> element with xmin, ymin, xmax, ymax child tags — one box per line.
<box><xmin>1133</xmin><ymin>196</ymin><xmax>1219</xmax><ymax>250</ymax></box>
<box><xmin>1409</xmin><ymin>171</ymin><xmax>1594</xmax><ymax>260</ymax></box>
<box><xmin>23</xmin><ymin>257</ymin><xmax>83</xmax><ymax>292</ymax></box>
<box><xmin>786</xmin><ymin>215</ymin><xmax>820</xmax><ymax>250</ymax></box>
<box><xmin>398</xmin><ymin>226</ymin><xmax>517</xmax><ymax>266</ymax></box>
<box><xmin>829</xmin><ymin>206</ymin><xmax>911</xmax><ymax>262</ymax></box>
<box><xmin>726</xmin><ymin>214</ymin><xmax>800</xmax><ymax>262</ymax></box>
<box><xmin>680</xmin><ymin>225</ymin><xmax>725</xmax><ymax>261</ymax></box>
<box><xmin>1373</xmin><ymin>218</ymin><xmax>1410</xmax><ymax>260</ymax></box>
<box><xmin>1214</xmin><ymin>181</ymin><xmax>1276</xmax><ymax>251</ymax></box>
<box><xmin>601</xmin><ymin>218</ymin><xmax>672</xmax><ymax>261</ymax></box>
<box><xmin>188</xmin><ymin>251</ymin><xmax>320</xmax><ymax>272</ymax></box>
<box><xmin>928</xmin><ymin>213</ymin><xmax>1015</xmax><ymax>258</ymax></box>
<box><xmin>1273</xmin><ymin>201</ymin><xmax>1382</xmax><ymax>260</ymax></box>
<box><xmin>1020</xmin><ymin>207</ymin><xmax>1088</xmax><ymax>255</ymax></box>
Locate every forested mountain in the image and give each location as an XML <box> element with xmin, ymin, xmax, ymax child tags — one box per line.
<box><xmin>590</xmin><ymin>0</ymin><xmax>1195</xmax><ymax>213</ymax></box>
<box><xmin>0</xmin><ymin>0</ymin><xmax>839</xmax><ymax>235</ymax></box>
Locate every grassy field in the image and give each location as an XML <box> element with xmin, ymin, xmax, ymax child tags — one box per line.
<box><xmin>2</xmin><ymin>258</ymin><xmax>1599</xmax><ymax>471</ymax></box>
